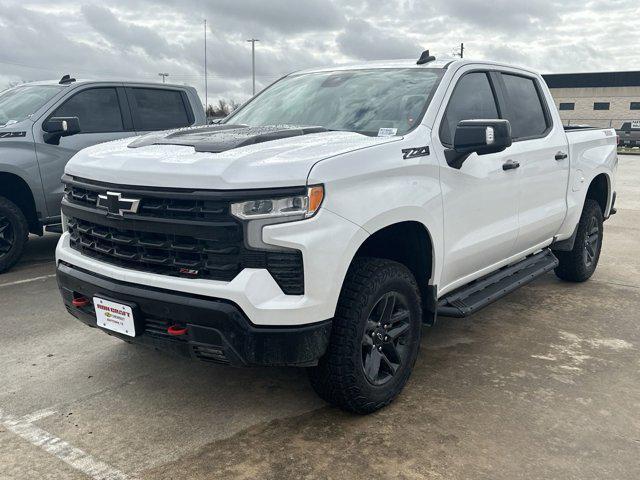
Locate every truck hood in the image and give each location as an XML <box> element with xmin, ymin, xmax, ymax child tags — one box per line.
<box><xmin>65</xmin><ymin>126</ymin><xmax>400</xmax><ymax>189</ymax></box>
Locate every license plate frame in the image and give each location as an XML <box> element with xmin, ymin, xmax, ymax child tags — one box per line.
<box><xmin>93</xmin><ymin>297</ymin><xmax>136</xmax><ymax>337</ymax></box>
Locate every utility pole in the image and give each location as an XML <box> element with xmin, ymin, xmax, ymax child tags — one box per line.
<box><xmin>246</xmin><ymin>38</ymin><xmax>259</xmax><ymax>96</ymax></box>
<box><xmin>158</xmin><ymin>73</ymin><xmax>169</xmax><ymax>83</ymax></box>
<box><xmin>204</xmin><ymin>19</ymin><xmax>208</xmax><ymax>112</ymax></box>
<box><xmin>460</xmin><ymin>42</ymin><xmax>464</xmax><ymax>58</ymax></box>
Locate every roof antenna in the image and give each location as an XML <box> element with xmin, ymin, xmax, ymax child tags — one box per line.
<box><xmin>59</xmin><ymin>74</ymin><xmax>76</xmax><ymax>85</ymax></box>
<box><xmin>416</xmin><ymin>50</ymin><xmax>436</xmax><ymax>65</ymax></box>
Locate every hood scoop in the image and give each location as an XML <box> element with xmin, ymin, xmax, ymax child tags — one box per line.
<box><xmin>128</xmin><ymin>124</ymin><xmax>329</xmax><ymax>153</ymax></box>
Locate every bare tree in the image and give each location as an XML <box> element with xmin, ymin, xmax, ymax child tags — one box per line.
<box><xmin>206</xmin><ymin>98</ymin><xmax>239</xmax><ymax>120</ymax></box>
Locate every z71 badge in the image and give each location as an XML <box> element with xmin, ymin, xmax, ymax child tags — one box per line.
<box><xmin>401</xmin><ymin>146</ymin><xmax>430</xmax><ymax>159</ymax></box>
<box><xmin>0</xmin><ymin>131</ymin><xmax>26</xmax><ymax>139</ymax></box>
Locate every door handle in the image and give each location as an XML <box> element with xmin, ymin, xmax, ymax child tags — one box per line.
<box><xmin>502</xmin><ymin>159</ymin><xmax>520</xmax><ymax>171</ymax></box>
<box><xmin>555</xmin><ymin>151</ymin><xmax>568</xmax><ymax>161</ymax></box>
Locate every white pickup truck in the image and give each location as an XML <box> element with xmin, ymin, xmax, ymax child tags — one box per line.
<box><xmin>56</xmin><ymin>53</ymin><xmax>617</xmax><ymax>414</ymax></box>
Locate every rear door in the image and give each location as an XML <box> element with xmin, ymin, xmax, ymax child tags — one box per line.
<box><xmin>433</xmin><ymin>69</ymin><xmax>521</xmax><ymax>293</ymax></box>
<box><xmin>125</xmin><ymin>87</ymin><xmax>195</xmax><ymax>134</ymax></box>
<box><xmin>33</xmin><ymin>85</ymin><xmax>136</xmax><ymax>218</ymax></box>
<box><xmin>495</xmin><ymin>72</ymin><xmax>569</xmax><ymax>252</ymax></box>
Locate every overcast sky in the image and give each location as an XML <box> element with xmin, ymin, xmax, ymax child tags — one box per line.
<box><xmin>1</xmin><ymin>0</ymin><xmax>638</xmax><ymax>104</ymax></box>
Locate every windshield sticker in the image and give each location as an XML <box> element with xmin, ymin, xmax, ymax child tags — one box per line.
<box><xmin>378</xmin><ymin>128</ymin><xmax>398</xmax><ymax>137</ymax></box>
<box><xmin>0</xmin><ymin>131</ymin><xmax>26</xmax><ymax>139</ymax></box>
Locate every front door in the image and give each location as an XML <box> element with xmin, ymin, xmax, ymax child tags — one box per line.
<box><xmin>432</xmin><ymin>70</ymin><xmax>521</xmax><ymax>294</ymax></box>
<box><xmin>33</xmin><ymin>86</ymin><xmax>136</xmax><ymax>218</ymax></box>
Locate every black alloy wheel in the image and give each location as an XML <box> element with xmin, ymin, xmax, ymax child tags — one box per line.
<box><xmin>583</xmin><ymin>215</ymin><xmax>600</xmax><ymax>268</ymax></box>
<box><xmin>0</xmin><ymin>214</ymin><xmax>15</xmax><ymax>258</ymax></box>
<box><xmin>361</xmin><ymin>292</ymin><xmax>412</xmax><ymax>386</ymax></box>
<box><xmin>0</xmin><ymin>196</ymin><xmax>29</xmax><ymax>273</ymax></box>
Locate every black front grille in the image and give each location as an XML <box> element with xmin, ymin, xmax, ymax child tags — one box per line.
<box><xmin>63</xmin><ymin>178</ymin><xmax>304</xmax><ymax>294</ymax></box>
<box><xmin>66</xmin><ymin>183</ymin><xmax>230</xmax><ymax>222</ymax></box>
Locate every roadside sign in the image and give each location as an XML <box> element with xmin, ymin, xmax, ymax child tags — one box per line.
<box><xmin>632</xmin><ymin>120</ymin><xmax>640</xmax><ymax>129</ymax></box>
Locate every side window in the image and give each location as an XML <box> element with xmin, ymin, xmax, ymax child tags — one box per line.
<box><xmin>128</xmin><ymin>88</ymin><xmax>191</xmax><ymax>131</ymax></box>
<box><xmin>440</xmin><ymin>72</ymin><xmax>499</xmax><ymax>146</ymax></box>
<box><xmin>51</xmin><ymin>88</ymin><xmax>124</xmax><ymax>133</ymax></box>
<box><xmin>500</xmin><ymin>74</ymin><xmax>549</xmax><ymax>139</ymax></box>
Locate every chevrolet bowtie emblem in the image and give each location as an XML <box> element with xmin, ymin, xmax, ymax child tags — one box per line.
<box><xmin>96</xmin><ymin>191</ymin><xmax>141</xmax><ymax>216</ymax></box>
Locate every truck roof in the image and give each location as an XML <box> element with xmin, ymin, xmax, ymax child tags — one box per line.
<box><xmin>20</xmin><ymin>78</ymin><xmax>193</xmax><ymax>90</ymax></box>
<box><xmin>295</xmin><ymin>57</ymin><xmax>540</xmax><ymax>77</ymax></box>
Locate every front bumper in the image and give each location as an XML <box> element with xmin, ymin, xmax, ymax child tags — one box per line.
<box><xmin>56</xmin><ymin>203</ymin><xmax>368</xmax><ymax>327</ymax></box>
<box><xmin>57</xmin><ymin>262</ymin><xmax>332</xmax><ymax>367</ymax></box>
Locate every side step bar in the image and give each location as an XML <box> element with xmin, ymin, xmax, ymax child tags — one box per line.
<box><xmin>437</xmin><ymin>249</ymin><xmax>559</xmax><ymax>318</ymax></box>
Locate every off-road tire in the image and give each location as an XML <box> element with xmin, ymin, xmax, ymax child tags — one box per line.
<box><xmin>0</xmin><ymin>196</ymin><xmax>29</xmax><ymax>273</ymax></box>
<box><xmin>308</xmin><ymin>257</ymin><xmax>422</xmax><ymax>414</ymax></box>
<box><xmin>554</xmin><ymin>199</ymin><xmax>604</xmax><ymax>282</ymax></box>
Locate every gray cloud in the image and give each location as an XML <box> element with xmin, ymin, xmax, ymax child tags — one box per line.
<box><xmin>205</xmin><ymin>0</ymin><xmax>345</xmax><ymax>34</ymax></box>
<box><xmin>0</xmin><ymin>0</ymin><xmax>638</xmax><ymax>103</ymax></box>
<box><xmin>81</xmin><ymin>4</ymin><xmax>173</xmax><ymax>59</ymax></box>
<box><xmin>337</xmin><ymin>19</ymin><xmax>421</xmax><ymax>60</ymax></box>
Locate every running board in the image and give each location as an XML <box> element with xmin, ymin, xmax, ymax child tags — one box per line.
<box><xmin>437</xmin><ymin>249</ymin><xmax>559</xmax><ymax>318</ymax></box>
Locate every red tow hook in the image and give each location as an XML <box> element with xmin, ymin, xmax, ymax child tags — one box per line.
<box><xmin>72</xmin><ymin>296</ymin><xmax>90</xmax><ymax>308</ymax></box>
<box><xmin>167</xmin><ymin>325</ymin><xmax>188</xmax><ymax>336</ymax></box>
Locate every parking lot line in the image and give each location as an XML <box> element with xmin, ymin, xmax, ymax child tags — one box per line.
<box><xmin>0</xmin><ymin>274</ymin><xmax>56</xmax><ymax>289</ymax></box>
<box><xmin>0</xmin><ymin>407</ymin><xmax>130</xmax><ymax>480</ymax></box>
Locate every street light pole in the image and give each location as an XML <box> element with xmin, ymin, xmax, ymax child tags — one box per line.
<box><xmin>158</xmin><ymin>73</ymin><xmax>169</xmax><ymax>83</ymax></box>
<box><xmin>204</xmin><ymin>19</ymin><xmax>208</xmax><ymax>112</ymax></box>
<box><xmin>246</xmin><ymin>38</ymin><xmax>259</xmax><ymax>96</ymax></box>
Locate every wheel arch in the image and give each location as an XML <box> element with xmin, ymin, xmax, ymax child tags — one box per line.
<box><xmin>344</xmin><ymin>220</ymin><xmax>437</xmax><ymax>322</ymax></box>
<box><xmin>585</xmin><ymin>172</ymin><xmax>611</xmax><ymax>217</ymax></box>
<box><xmin>0</xmin><ymin>172</ymin><xmax>40</xmax><ymax>233</ymax></box>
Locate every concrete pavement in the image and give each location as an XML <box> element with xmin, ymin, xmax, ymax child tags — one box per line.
<box><xmin>1</xmin><ymin>156</ymin><xmax>638</xmax><ymax>479</ymax></box>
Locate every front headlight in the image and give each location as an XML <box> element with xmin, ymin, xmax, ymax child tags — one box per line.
<box><xmin>230</xmin><ymin>185</ymin><xmax>324</xmax><ymax>221</ymax></box>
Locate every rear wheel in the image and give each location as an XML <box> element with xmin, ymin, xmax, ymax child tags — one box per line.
<box><xmin>554</xmin><ymin>199</ymin><xmax>603</xmax><ymax>282</ymax></box>
<box><xmin>308</xmin><ymin>257</ymin><xmax>422</xmax><ymax>414</ymax></box>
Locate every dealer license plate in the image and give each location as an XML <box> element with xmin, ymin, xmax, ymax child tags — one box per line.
<box><xmin>93</xmin><ymin>297</ymin><xmax>136</xmax><ymax>337</ymax></box>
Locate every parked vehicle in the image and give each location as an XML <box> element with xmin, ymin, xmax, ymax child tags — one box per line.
<box><xmin>616</xmin><ymin>120</ymin><xmax>640</xmax><ymax>147</ymax></box>
<box><xmin>0</xmin><ymin>76</ymin><xmax>205</xmax><ymax>272</ymax></box>
<box><xmin>56</xmin><ymin>54</ymin><xmax>617</xmax><ymax>413</ymax></box>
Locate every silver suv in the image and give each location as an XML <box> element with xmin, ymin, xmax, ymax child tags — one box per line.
<box><xmin>0</xmin><ymin>75</ymin><xmax>205</xmax><ymax>272</ymax></box>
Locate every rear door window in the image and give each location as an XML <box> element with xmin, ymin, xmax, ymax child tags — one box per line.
<box><xmin>127</xmin><ymin>88</ymin><xmax>192</xmax><ymax>131</ymax></box>
<box><xmin>440</xmin><ymin>72</ymin><xmax>499</xmax><ymax>146</ymax></box>
<box><xmin>51</xmin><ymin>88</ymin><xmax>124</xmax><ymax>133</ymax></box>
<box><xmin>500</xmin><ymin>74</ymin><xmax>549</xmax><ymax>140</ymax></box>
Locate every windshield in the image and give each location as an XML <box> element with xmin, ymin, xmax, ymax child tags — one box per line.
<box><xmin>0</xmin><ymin>85</ymin><xmax>63</xmax><ymax>127</ymax></box>
<box><xmin>227</xmin><ymin>68</ymin><xmax>443</xmax><ymax>136</ymax></box>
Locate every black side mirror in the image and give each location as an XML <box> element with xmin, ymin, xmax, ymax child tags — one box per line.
<box><xmin>43</xmin><ymin>117</ymin><xmax>81</xmax><ymax>145</ymax></box>
<box><xmin>446</xmin><ymin>119</ymin><xmax>512</xmax><ymax>168</ymax></box>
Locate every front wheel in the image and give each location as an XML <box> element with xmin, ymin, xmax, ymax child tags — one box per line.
<box><xmin>308</xmin><ymin>258</ymin><xmax>423</xmax><ymax>414</ymax></box>
<box><xmin>554</xmin><ymin>199</ymin><xmax>604</xmax><ymax>282</ymax></box>
<box><xmin>0</xmin><ymin>196</ymin><xmax>29</xmax><ymax>273</ymax></box>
